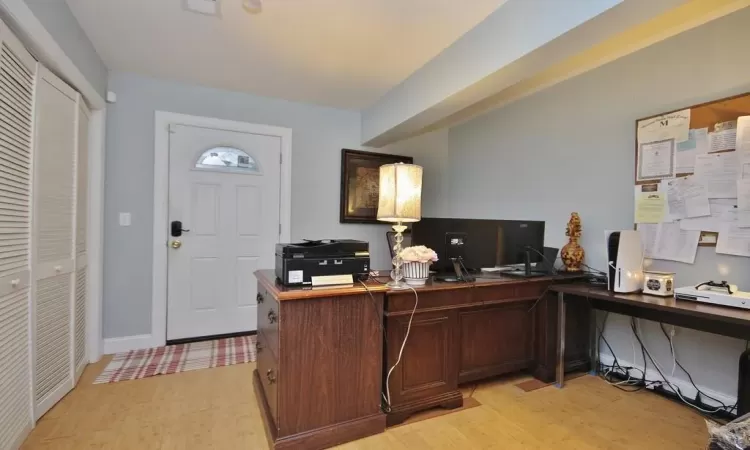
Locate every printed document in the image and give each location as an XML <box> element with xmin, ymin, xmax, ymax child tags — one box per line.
<box><xmin>653</xmin><ymin>222</ymin><xmax>700</xmax><ymax>264</ymax></box>
<box><xmin>694</xmin><ymin>152</ymin><xmax>739</xmax><ymax>198</ymax></box>
<box><xmin>637</xmin><ymin>139</ymin><xmax>675</xmax><ymax>181</ymax></box>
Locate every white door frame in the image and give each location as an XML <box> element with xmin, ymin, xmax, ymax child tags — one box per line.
<box><xmin>152</xmin><ymin>111</ymin><xmax>291</xmax><ymax>348</ymax></box>
<box><xmin>0</xmin><ymin>0</ymin><xmax>107</xmax><ymax>364</ymax></box>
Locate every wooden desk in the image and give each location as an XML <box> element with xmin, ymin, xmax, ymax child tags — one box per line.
<box><xmin>550</xmin><ymin>284</ymin><xmax>750</xmax><ymax>388</ymax></box>
<box><xmin>253</xmin><ymin>270</ymin><xmax>387</xmax><ymax>450</ymax></box>
<box><xmin>252</xmin><ymin>270</ymin><xmax>586</xmax><ymax>449</ymax></box>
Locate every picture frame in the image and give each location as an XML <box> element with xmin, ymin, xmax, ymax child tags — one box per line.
<box><xmin>340</xmin><ymin>149</ymin><xmax>414</xmax><ymax>224</ymax></box>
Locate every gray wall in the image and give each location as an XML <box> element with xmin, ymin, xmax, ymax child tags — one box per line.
<box><xmin>23</xmin><ymin>0</ymin><xmax>108</xmax><ymax>96</ymax></box>
<box><xmin>443</xmin><ymin>8</ymin><xmax>750</xmax><ymax>401</ymax></box>
<box><xmin>104</xmin><ymin>72</ymin><xmax>388</xmax><ymax>339</ymax></box>
<box><xmin>379</xmin><ymin>129</ymin><xmax>451</xmax><ymax>218</ymax></box>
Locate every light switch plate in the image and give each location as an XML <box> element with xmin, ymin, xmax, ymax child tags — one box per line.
<box><xmin>119</xmin><ymin>212</ymin><xmax>131</xmax><ymax>227</ymax></box>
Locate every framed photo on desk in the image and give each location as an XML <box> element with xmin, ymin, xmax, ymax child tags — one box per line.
<box><xmin>340</xmin><ymin>149</ymin><xmax>413</xmax><ymax>224</ymax></box>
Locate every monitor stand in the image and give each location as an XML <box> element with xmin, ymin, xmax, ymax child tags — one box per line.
<box><xmin>503</xmin><ymin>247</ymin><xmax>548</xmax><ymax>278</ymax></box>
<box><xmin>433</xmin><ymin>257</ymin><xmax>475</xmax><ymax>283</ymax></box>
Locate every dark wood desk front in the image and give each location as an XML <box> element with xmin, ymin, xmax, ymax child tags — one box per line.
<box><xmin>383</xmin><ymin>273</ymin><xmax>587</xmax><ymax>425</ymax></box>
<box><xmin>251</xmin><ymin>271</ymin><xmax>587</xmax><ymax>449</ymax></box>
<box><xmin>550</xmin><ymin>284</ymin><xmax>750</xmax><ymax>388</ymax></box>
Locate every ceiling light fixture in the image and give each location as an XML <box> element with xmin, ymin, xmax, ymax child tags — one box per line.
<box><xmin>242</xmin><ymin>0</ymin><xmax>263</xmax><ymax>14</ymax></box>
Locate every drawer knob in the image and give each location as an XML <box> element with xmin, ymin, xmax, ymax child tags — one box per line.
<box><xmin>268</xmin><ymin>309</ymin><xmax>278</xmax><ymax>324</ymax></box>
<box><xmin>266</xmin><ymin>369</ymin><xmax>276</xmax><ymax>384</ymax></box>
<box><xmin>256</xmin><ymin>341</ymin><xmax>263</xmax><ymax>352</ymax></box>
<box><xmin>256</xmin><ymin>292</ymin><xmax>264</xmax><ymax>304</ymax></box>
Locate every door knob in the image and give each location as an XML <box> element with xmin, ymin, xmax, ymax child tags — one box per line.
<box><xmin>171</xmin><ymin>240</ymin><xmax>182</xmax><ymax>249</ymax></box>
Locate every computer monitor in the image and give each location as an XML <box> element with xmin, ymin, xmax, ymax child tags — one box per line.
<box><xmin>497</xmin><ymin>220</ymin><xmax>545</xmax><ymax>266</ymax></box>
<box><xmin>411</xmin><ymin>218</ymin><xmax>545</xmax><ymax>275</ymax></box>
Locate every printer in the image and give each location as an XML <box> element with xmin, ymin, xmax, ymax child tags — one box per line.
<box><xmin>275</xmin><ymin>239</ymin><xmax>370</xmax><ymax>286</ymax></box>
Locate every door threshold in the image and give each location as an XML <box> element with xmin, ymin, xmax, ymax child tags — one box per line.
<box><xmin>167</xmin><ymin>330</ymin><xmax>257</xmax><ymax>346</ymax></box>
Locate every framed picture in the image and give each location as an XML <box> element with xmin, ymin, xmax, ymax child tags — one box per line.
<box><xmin>340</xmin><ymin>149</ymin><xmax>413</xmax><ymax>224</ymax></box>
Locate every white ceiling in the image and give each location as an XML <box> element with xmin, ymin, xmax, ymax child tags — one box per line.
<box><xmin>66</xmin><ymin>0</ymin><xmax>505</xmax><ymax>110</ymax></box>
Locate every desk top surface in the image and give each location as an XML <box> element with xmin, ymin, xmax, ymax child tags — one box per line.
<box><xmin>550</xmin><ymin>283</ymin><xmax>750</xmax><ymax>326</ymax></box>
<box><xmin>255</xmin><ymin>269</ymin><xmax>582</xmax><ymax>301</ymax></box>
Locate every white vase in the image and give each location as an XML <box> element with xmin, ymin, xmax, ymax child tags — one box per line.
<box><xmin>402</xmin><ymin>262</ymin><xmax>430</xmax><ymax>286</ymax></box>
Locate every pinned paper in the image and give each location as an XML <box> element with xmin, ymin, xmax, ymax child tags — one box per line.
<box><xmin>717</xmin><ymin>223</ymin><xmax>750</xmax><ymax>257</ymax></box>
<box><xmin>634</xmin><ymin>184</ymin><xmax>667</xmax><ymax>223</ymax></box>
<box><xmin>637</xmin><ymin>139</ymin><xmax>675</xmax><ymax>182</ymax></box>
<box><xmin>694</xmin><ymin>152</ymin><xmax>739</xmax><ymax>198</ymax></box>
<box><xmin>637</xmin><ymin>223</ymin><xmax>658</xmax><ymax>259</ymax></box>
<box><xmin>709</xmin><ymin>129</ymin><xmax>737</xmax><ymax>153</ymax></box>
<box><xmin>652</xmin><ymin>222</ymin><xmax>700</xmax><ymax>264</ymax></box>
<box><xmin>675</xmin><ymin>128</ymin><xmax>709</xmax><ymax>174</ymax></box>
<box><xmin>663</xmin><ymin>176</ymin><xmax>710</xmax><ymax>220</ymax></box>
<box><xmin>637</xmin><ymin>109</ymin><xmax>690</xmax><ymax>145</ymax></box>
<box><xmin>679</xmin><ymin>199</ymin><xmax>737</xmax><ymax>232</ymax></box>
<box><xmin>737</xmin><ymin>116</ymin><xmax>750</xmax><ymax>176</ymax></box>
<box><xmin>737</xmin><ymin>178</ymin><xmax>750</xmax><ymax>228</ymax></box>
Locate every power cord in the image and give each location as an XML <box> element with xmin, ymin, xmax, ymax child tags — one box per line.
<box><xmin>595</xmin><ymin>308</ymin><xmax>735</xmax><ymax>415</ymax></box>
<box><xmin>382</xmin><ymin>284</ymin><xmax>419</xmax><ymax>412</ymax></box>
<box><xmin>657</xmin><ymin>323</ymin><xmax>732</xmax><ymax>412</ymax></box>
<box><xmin>631</xmin><ymin>318</ymin><xmax>729</xmax><ymax>414</ymax></box>
<box><xmin>359</xmin><ymin>280</ymin><xmax>387</xmax><ymax>345</ymax></box>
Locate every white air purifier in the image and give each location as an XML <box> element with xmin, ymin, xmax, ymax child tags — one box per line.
<box><xmin>605</xmin><ymin>230</ymin><xmax>644</xmax><ymax>293</ymax></box>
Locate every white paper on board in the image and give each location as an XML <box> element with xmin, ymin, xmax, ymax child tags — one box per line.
<box><xmin>652</xmin><ymin>222</ymin><xmax>700</xmax><ymax>264</ymax></box>
<box><xmin>717</xmin><ymin>223</ymin><xmax>750</xmax><ymax>257</ymax></box>
<box><xmin>709</xmin><ymin>129</ymin><xmax>737</xmax><ymax>153</ymax></box>
<box><xmin>637</xmin><ymin>109</ymin><xmax>690</xmax><ymax>145</ymax></box>
<box><xmin>675</xmin><ymin>128</ymin><xmax>709</xmax><ymax>174</ymax></box>
<box><xmin>694</xmin><ymin>152</ymin><xmax>739</xmax><ymax>198</ymax></box>
<box><xmin>679</xmin><ymin>199</ymin><xmax>737</xmax><ymax>232</ymax></box>
<box><xmin>637</xmin><ymin>139</ymin><xmax>675</xmax><ymax>181</ymax></box>
<box><xmin>663</xmin><ymin>177</ymin><xmax>710</xmax><ymax>220</ymax></box>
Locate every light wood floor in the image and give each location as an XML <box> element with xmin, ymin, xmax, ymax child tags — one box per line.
<box><xmin>22</xmin><ymin>358</ymin><xmax>709</xmax><ymax>449</ymax></box>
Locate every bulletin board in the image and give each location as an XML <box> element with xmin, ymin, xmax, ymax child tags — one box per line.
<box><xmin>634</xmin><ymin>92</ymin><xmax>750</xmax><ymax>247</ymax></box>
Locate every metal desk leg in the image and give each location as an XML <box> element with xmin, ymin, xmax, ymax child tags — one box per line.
<box><xmin>555</xmin><ymin>291</ymin><xmax>566</xmax><ymax>388</ymax></box>
<box><xmin>589</xmin><ymin>307</ymin><xmax>598</xmax><ymax>376</ymax></box>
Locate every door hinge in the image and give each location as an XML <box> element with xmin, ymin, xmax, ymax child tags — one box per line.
<box><xmin>279</xmin><ymin>153</ymin><xmax>282</xmax><ymax>164</ymax></box>
<box><xmin>279</xmin><ymin>223</ymin><xmax>282</xmax><ymax>235</ymax></box>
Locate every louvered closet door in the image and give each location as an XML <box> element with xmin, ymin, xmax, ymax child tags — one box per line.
<box><xmin>0</xmin><ymin>21</ymin><xmax>36</xmax><ymax>450</ymax></box>
<box><xmin>73</xmin><ymin>97</ymin><xmax>89</xmax><ymax>382</ymax></box>
<box><xmin>32</xmin><ymin>66</ymin><xmax>77</xmax><ymax>420</ymax></box>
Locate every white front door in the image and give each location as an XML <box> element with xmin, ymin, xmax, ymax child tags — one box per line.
<box><xmin>166</xmin><ymin>123</ymin><xmax>281</xmax><ymax>341</ymax></box>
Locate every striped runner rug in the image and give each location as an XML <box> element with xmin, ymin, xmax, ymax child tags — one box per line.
<box><xmin>94</xmin><ymin>335</ymin><xmax>257</xmax><ymax>384</ymax></box>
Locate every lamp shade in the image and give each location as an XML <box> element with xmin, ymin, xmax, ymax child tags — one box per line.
<box><xmin>377</xmin><ymin>163</ymin><xmax>423</xmax><ymax>223</ymax></box>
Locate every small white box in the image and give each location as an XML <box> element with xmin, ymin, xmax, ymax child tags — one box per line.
<box><xmin>643</xmin><ymin>271</ymin><xmax>674</xmax><ymax>297</ymax></box>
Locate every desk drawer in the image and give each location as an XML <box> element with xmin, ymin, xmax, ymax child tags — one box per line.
<box><xmin>257</xmin><ymin>331</ymin><xmax>279</xmax><ymax>426</ymax></box>
<box><xmin>473</xmin><ymin>284</ymin><xmax>519</xmax><ymax>304</ymax></box>
<box><xmin>387</xmin><ymin>289</ymin><xmax>476</xmax><ymax>313</ymax></box>
<box><xmin>516</xmin><ymin>282</ymin><xmax>548</xmax><ymax>299</ymax></box>
<box><xmin>257</xmin><ymin>285</ymin><xmax>280</xmax><ymax>356</ymax></box>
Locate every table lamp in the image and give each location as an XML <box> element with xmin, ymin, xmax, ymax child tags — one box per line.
<box><xmin>377</xmin><ymin>163</ymin><xmax>423</xmax><ymax>289</ymax></box>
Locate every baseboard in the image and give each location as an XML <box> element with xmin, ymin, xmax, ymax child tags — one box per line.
<box><xmin>103</xmin><ymin>334</ymin><xmax>157</xmax><ymax>355</ymax></box>
<box><xmin>598</xmin><ymin>354</ymin><xmax>736</xmax><ymax>410</ymax></box>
